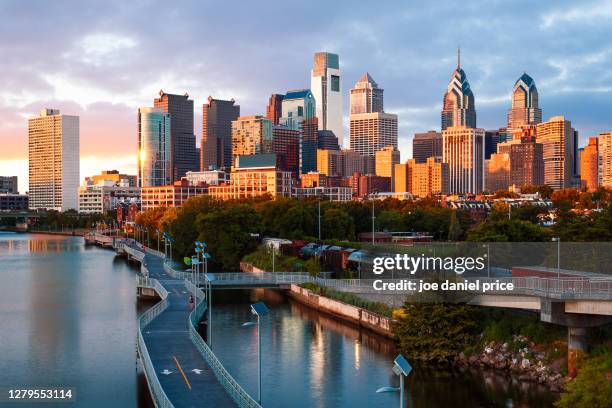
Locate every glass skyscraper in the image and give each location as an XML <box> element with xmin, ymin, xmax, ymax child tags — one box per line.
<box><xmin>138</xmin><ymin>107</ymin><xmax>171</xmax><ymax>187</ymax></box>
<box><xmin>441</xmin><ymin>49</ymin><xmax>476</xmax><ymax>130</ymax></box>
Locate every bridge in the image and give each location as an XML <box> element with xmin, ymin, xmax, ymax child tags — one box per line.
<box><xmin>121</xmin><ymin>239</ymin><xmax>261</xmax><ymax>408</ymax></box>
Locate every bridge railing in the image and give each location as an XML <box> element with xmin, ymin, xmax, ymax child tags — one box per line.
<box><xmin>184</xmin><ymin>279</ymin><xmax>262</xmax><ymax>408</ymax></box>
<box><xmin>313</xmin><ymin>276</ymin><xmax>612</xmax><ymax>300</ymax></box>
<box><xmin>212</xmin><ymin>272</ymin><xmax>311</xmax><ymax>285</ymax></box>
<box><xmin>136</xmin><ymin>277</ymin><xmax>174</xmax><ymax>408</ymax></box>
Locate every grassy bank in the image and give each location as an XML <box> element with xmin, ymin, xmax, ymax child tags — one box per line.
<box><xmin>299</xmin><ymin>282</ymin><xmax>393</xmax><ymax>318</ymax></box>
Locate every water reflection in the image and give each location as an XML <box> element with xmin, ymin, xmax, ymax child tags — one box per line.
<box><xmin>210</xmin><ymin>289</ymin><xmax>558</xmax><ymax>408</ymax></box>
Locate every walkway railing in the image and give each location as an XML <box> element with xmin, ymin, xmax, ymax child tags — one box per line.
<box><xmin>136</xmin><ymin>276</ymin><xmax>174</xmax><ymax>408</ymax></box>
<box><xmin>185</xmin><ymin>279</ymin><xmax>262</xmax><ymax>408</ymax></box>
<box><xmin>211</xmin><ymin>272</ymin><xmax>311</xmax><ymax>286</ymax></box>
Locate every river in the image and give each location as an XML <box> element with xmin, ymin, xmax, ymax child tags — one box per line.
<box><xmin>0</xmin><ymin>233</ymin><xmax>557</xmax><ymax>407</ymax></box>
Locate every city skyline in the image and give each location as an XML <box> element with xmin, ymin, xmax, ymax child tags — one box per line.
<box><xmin>2</xmin><ymin>1</ymin><xmax>612</xmax><ymax>193</ymax></box>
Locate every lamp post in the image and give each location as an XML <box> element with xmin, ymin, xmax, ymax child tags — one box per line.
<box><xmin>156</xmin><ymin>229</ymin><xmax>160</xmax><ymax>252</ymax></box>
<box><xmin>242</xmin><ymin>302</ymin><xmax>269</xmax><ymax>405</ymax></box>
<box><xmin>371</xmin><ymin>198</ymin><xmax>376</xmax><ymax>245</ymax></box>
<box><xmin>376</xmin><ymin>354</ymin><xmax>412</xmax><ymax>408</ymax></box>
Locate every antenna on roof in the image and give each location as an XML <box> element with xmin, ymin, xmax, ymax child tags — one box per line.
<box><xmin>457</xmin><ymin>47</ymin><xmax>461</xmax><ymax>69</ymax></box>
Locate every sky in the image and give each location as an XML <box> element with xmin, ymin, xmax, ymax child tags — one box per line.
<box><xmin>1</xmin><ymin>0</ymin><xmax>612</xmax><ymax>194</ymax></box>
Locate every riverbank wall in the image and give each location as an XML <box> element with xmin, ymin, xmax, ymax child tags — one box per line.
<box><xmin>287</xmin><ymin>284</ymin><xmax>396</xmax><ymax>339</ymax></box>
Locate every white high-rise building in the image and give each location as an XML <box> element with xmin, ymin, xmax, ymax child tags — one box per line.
<box><xmin>28</xmin><ymin>109</ymin><xmax>79</xmax><ymax>211</ymax></box>
<box><xmin>349</xmin><ymin>112</ymin><xmax>398</xmax><ymax>157</ymax></box>
<box><xmin>598</xmin><ymin>132</ymin><xmax>612</xmax><ymax>187</ymax></box>
<box><xmin>443</xmin><ymin>126</ymin><xmax>485</xmax><ymax>194</ymax></box>
<box><xmin>311</xmin><ymin>52</ymin><xmax>343</xmax><ymax>146</ymax></box>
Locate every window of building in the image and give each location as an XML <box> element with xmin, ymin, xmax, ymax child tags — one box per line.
<box><xmin>331</xmin><ymin>75</ymin><xmax>340</xmax><ymax>92</ymax></box>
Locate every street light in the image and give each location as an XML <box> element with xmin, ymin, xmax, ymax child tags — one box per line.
<box><xmin>376</xmin><ymin>354</ymin><xmax>412</xmax><ymax>408</ymax></box>
<box><xmin>242</xmin><ymin>301</ymin><xmax>269</xmax><ymax>405</ymax></box>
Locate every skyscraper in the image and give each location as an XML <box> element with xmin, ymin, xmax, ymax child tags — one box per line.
<box><xmin>441</xmin><ymin>49</ymin><xmax>476</xmax><ymax>130</ymax></box>
<box><xmin>280</xmin><ymin>89</ymin><xmax>317</xmax><ymax>173</ymax></box>
<box><xmin>349</xmin><ymin>72</ymin><xmax>383</xmax><ymax>114</ymax></box>
<box><xmin>508</xmin><ymin>73</ymin><xmax>542</xmax><ymax>135</ymax></box>
<box><xmin>138</xmin><ymin>107</ymin><xmax>171</xmax><ymax>187</ymax></box>
<box><xmin>201</xmin><ymin>96</ymin><xmax>240</xmax><ymax>170</ymax></box>
<box><xmin>317</xmin><ymin>130</ymin><xmax>340</xmax><ymax>150</ymax></box>
<box><xmin>28</xmin><ymin>109</ymin><xmax>79</xmax><ymax>211</ymax></box>
<box><xmin>411</xmin><ymin>157</ymin><xmax>449</xmax><ymax>197</ymax></box>
<box><xmin>375</xmin><ymin>146</ymin><xmax>400</xmax><ymax>189</ymax></box>
<box><xmin>272</xmin><ymin>125</ymin><xmax>300</xmax><ymax>177</ymax></box>
<box><xmin>349</xmin><ymin>113</ymin><xmax>398</xmax><ymax>157</ymax></box>
<box><xmin>580</xmin><ymin>137</ymin><xmax>599</xmax><ymax>192</ymax></box>
<box><xmin>443</xmin><ymin>126</ymin><xmax>485</xmax><ymax>194</ymax></box>
<box><xmin>599</xmin><ymin>132</ymin><xmax>612</xmax><ymax>187</ymax></box>
<box><xmin>311</xmin><ymin>52</ymin><xmax>343</xmax><ymax>146</ymax></box>
<box><xmin>266</xmin><ymin>94</ymin><xmax>284</xmax><ymax>125</ymax></box>
<box><xmin>154</xmin><ymin>91</ymin><xmax>196</xmax><ymax>181</ymax></box>
<box><xmin>485</xmin><ymin>153</ymin><xmax>510</xmax><ymax>192</ymax></box>
<box><xmin>231</xmin><ymin>116</ymin><xmax>273</xmax><ymax>159</ymax></box>
<box><xmin>536</xmin><ymin>116</ymin><xmax>575</xmax><ymax>190</ymax></box>
<box><xmin>412</xmin><ymin>131</ymin><xmax>443</xmax><ymax>163</ymax></box>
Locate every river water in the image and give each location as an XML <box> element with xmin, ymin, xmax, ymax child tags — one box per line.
<box><xmin>0</xmin><ymin>233</ymin><xmax>557</xmax><ymax>407</ymax></box>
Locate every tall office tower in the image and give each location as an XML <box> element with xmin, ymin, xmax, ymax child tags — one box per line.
<box><xmin>311</xmin><ymin>52</ymin><xmax>343</xmax><ymax>146</ymax></box>
<box><xmin>266</xmin><ymin>94</ymin><xmax>284</xmax><ymax>125</ymax></box>
<box><xmin>231</xmin><ymin>116</ymin><xmax>273</xmax><ymax>159</ymax></box>
<box><xmin>599</xmin><ymin>133</ymin><xmax>612</xmax><ymax>187</ymax></box>
<box><xmin>154</xmin><ymin>91</ymin><xmax>196</xmax><ymax>181</ymax></box>
<box><xmin>138</xmin><ymin>107</ymin><xmax>171</xmax><ymax>187</ymax></box>
<box><xmin>580</xmin><ymin>137</ymin><xmax>599</xmax><ymax>192</ymax></box>
<box><xmin>412</xmin><ymin>157</ymin><xmax>450</xmax><ymax>198</ymax></box>
<box><xmin>507</xmin><ymin>73</ymin><xmax>542</xmax><ymax>135</ymax></box>
<box><xmin>509</xmin><ymin>135</ymin><xmax>544</xmax><ymax>187</ymax></box>
<box><xmin>349</xmin><ymin>112</ymin><xmax>398</xmax><ymax>156</ymax></box>
<box><xmin>316</xmin><ymin>149</ymin><xmax>369</xmax><ymax>178</ymax></box>
<box><xmin>0</xmin><ymin>176</ymin><xmax>18</xmax><ymax>193</ymax></box>
<box><xmin>485</xmin><ymin>153</ymin><xmax>510</xmax><ymax>192</ymax></box>
<box><xmin>573</xmin><ymin>129</ymin><xmax>580</xmax><ymax>182</ymax></box>
<box><xmin>412</xmin><ymin>131</ymin><xmax>443</xmax><ymax>163</ymax></box>
<box><xmin>442</xmin><ymin>126</ymin><xmax>485</xmax><ymax>194</ymax></box>
<box><xmin>28</xmin><ymin>109</ymin><xmax>79</xmax><ymax>211</ymax></box>
<box><xmin>441</xmin><ymin>49</ymin><xmax>476</xmax><ymax>130</ymax></box>
<box><xmin>536</xmin><ymin>116</ymin><xmax>575</xmax><ymax>190</ymax></box>
<box><xmin>280</xmin><ymin>89</ymin><xmax>317</xmax><ymax>173</ymax></box>
<box><xmin>317</xmin><ymin>130</ymin><xmax>339</xmax><ymax>150</ymax></box>
<box><xmin>484</xmin><ymin>130</ymin><xmax>500</xmax><ymax>159</ymax></box>
<box><xmin>201</xmin><ymin>97</ymin><xmax>240</xmax><ymax>171</ymax></box>
<box><xmin>272</xmin><ymin>125</ymin><xmax>300</xmax><ymax>178</ymax></box>
<box><xmin>349</xmin><ymin>72</ymin><xmax>383</xmax><ymax>114</ymax></box>
<box><xmin>394</xmin><ymin>160</ymin><xmax>413</xmax><ymax>193</ymax></box>
<box><xmin>375</xmin><ymin>146</ymin><xmax>400</xmax><ymax>189</ymax></box>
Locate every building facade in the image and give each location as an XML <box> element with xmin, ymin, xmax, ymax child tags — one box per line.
<box><xmin>138</xmin><ymin>107</ymin><xmax>171</xmax><ymax>187</ymax></box>
<box><xmin>349</xmin><ymin>112</ymin><xmax>398</xmax><ymax>157</ymax></box>
<box><xmin>317</xmin><ymin>149</ymin><xmax>371</xmax><ymax>178</ymax></box>
<box><xmin>441</xmin><ymin>50</ymin><xmax>476</xmax><ymax>130</ymax></box>
<box><xmin>0</xmin><ymin>176</ymin><xmax>18</xmax><ymax>194</ymax></box>
<box><xmin>78</xmin><ymin>184</ymin><xmax>141</xmax><ymax>214</ymax></box>
<box><xmin>28</xmin><ymin>109</ymin><xmax>79</xmax><ymax>211</ymax></box>
<box><xmin>411</xmin><ymin>157</ymin><xmax>449</xmax><ymax>198</ymax></box>
<box><xmin>349</xmin><ymin>72</ymin><xmax>383</xmax><ymax>115</ymax></box>
<box><xmin>442</xmin><ymin>126</ymin><xmax>485</xmax><ymax>194</ymax></box>
<box><xmin>394</xmin><ymin>161</ymin><xmax>413</xmax><ymax>193</ymax></box>
<box><xmin>184</xmin><ymin>170</ymin><xmax>229</xmax><ymax>186</ymax></box>
<box><xmin>201</xmin><ymin>96</ymin><xmax>240</xmax><ymax>170</ymax></box>
<box><xmin>311</xmin><ymin>52</ymin><xmax>343</xmax><ymax>146</ymax></box>
<box><xmin>292</xmin><ymin>186</ymin><xmax>352</xmax><ymax>202</ymax></box>
<box><xmin>266</xmin><ymin>94</ymin><xmax>284</xmax><ymax>125</ymax></box>
<box><xmin>231</xmin><ymin>116</ymin><xmax>273</xmax><ymax>159</ymax></box>
<box><xmin>485</xmin><ymin>153</ymin><xmax>510</xmax><ymax>192</ymax></box>
<box><xmin>508</xmin><ymin>73</ymin><xmax>542</xmax><ymax>134</ymax></box>
<box><xmin>580</xmin><ymin>137</ymin><xmax>599</xmax><ymax>192</ymax></box>
<box><xmin>141</xmin><ymin>182</ymin><xmax>208</xmax><ymax>210</ymax></box>
<box><xmin>208</xmin><ymin>159</ymin><xmax>292</xmax><ymax>200</ymax></box>
<box><xmin>91</xmin><ymin>170</ymin><xmax>137</xmax><ymax>187</ymax></box>
<box><xmin>509</xmin><ymin>136</ymin><xmax>544</xmax><ymax>188</ymax></box>
<box><xmin>317</xmin><ymin>130</ymin><xmax>339</xmax><ymax>150</ymax></box>
<box><xmin>536</xmin><ymin>116</ymin><xmax>575</xmax><ymax>190</ymax></box>
<box><xmin>375</xmin><ymin>146</ymin><xmax>400</xmax><ymax>189</ymax></box>
<box><xmin>599</xmin><ymin>132</ymin><xmax>612</xmax><ymax>187</ymax></box>
<box><xmin>412</xmin><ymin>131</ymin><xmax>442</xmax><ymax>163</ymax></box>
<box><xmin>272</xmin><ymin>125</ymin><xmax>300</xmax><ymax>177</ymax></box>
<box><xmin>154</xmin><ymin>91</ymin><xmax>197</xmax><ymax>181</ymax></box>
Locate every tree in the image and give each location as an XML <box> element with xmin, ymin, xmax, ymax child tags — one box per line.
<box><xmin>135</xmin><ymin>207</ymin><xmax>170</xmax><ymax>231</ymax></box>
<box><xmin>393</xmin><ymin>301</ymin><xmax>478</xmax><ymax>362</ymax></box>
<box><xmin>322</xmin><ymin>208</ymin><xmax>355</xmax><ymax>240</ymax></box>
<box><xmin>468</xmin><ymin>219</ymin><xmax>550</xmax><ymax>242</ymax></box>
<box><xmin>447</xmin><ymin>210</ymin><xmax>463</xmax><ymax>241</ymax></box>
<box><xmin>196</xmin><ymin>204</ymin><xmax>262</xmax><ymax>270</ymax></box>
<box><xmin>555</xmin><ymin>351</ymin><xmax>612</xmax><ymax>408</ymax></box>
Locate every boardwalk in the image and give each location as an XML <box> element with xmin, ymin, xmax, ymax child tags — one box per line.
<box><xmin>139</xmin><ymin>248</ymin><xmax>236</xmax><ymax>408</ymax></box>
